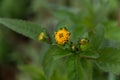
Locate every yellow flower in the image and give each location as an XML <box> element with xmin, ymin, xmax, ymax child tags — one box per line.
<box><xmin>55</xmin><ymin>28</ymin><xmax>70</xmax><ymax>44</ymax></box>
<box><xmin>38</xmin><ymin>32</ymin><xmax>45</xmax><ymax>41</ymax></box>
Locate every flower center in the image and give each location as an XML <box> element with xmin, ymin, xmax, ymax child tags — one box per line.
<box><xmin>59</xmin><ymin>33</ymin><xmax>63</xmax><ymax>38</ymax></box>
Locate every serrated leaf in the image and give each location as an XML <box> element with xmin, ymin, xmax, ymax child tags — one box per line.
<box><xmin>19</xmin><ymin>65</ymin><xmax>46</xmax><ymax>80</ymax></box>
<box><xmin>0</xmin><ymin>18</ymin><xmax>45</xmax><ymax>41</ymax></box>
<box><xmin>96</xmin><ymin>48</ymin><xmax>120</xmax><ymax>74</ymax></box>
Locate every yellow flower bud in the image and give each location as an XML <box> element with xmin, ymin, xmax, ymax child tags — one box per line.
<box><xmin>80</xmin><ymin>39</ymin><xmax>89</xmax><ymax>51</ymax></box>
<box><xmin>80</xmin><ymin>39</ymin><xmax>88</xmax><ymax>45</ymax></box>
<box><xmin>38</xmin><ymin>32</ymin><xmax>45</xmax><ymax>41</ymax></box>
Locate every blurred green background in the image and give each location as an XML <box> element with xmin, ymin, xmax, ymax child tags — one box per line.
<box><xmin>0</xmin><ymin>0</ymin><xmax>120</xmax><ymax>80</ymax></box>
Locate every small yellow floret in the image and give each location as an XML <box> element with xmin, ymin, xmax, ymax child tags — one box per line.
<box><xmin>38</xmin><ymin>32</ymin><xmax>45</xmax><ymax>41</ymax></box>
<box><xmin>55</xmin><ymin>28</ymin><xmax>70</xmax><ymax>44</ymax></box>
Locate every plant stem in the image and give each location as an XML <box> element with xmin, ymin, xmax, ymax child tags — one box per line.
<box><xmin>108</xmin><ymin>73</ymin><xmax>116</xmax><ymax>80</ymax></box>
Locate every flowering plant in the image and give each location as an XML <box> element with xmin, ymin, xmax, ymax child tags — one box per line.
<box><xmin>0</xmin><ymin>0</ymin><xmax>120</xmax><ymax>80</ymax></box>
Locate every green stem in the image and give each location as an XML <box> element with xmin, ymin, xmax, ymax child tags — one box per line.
<box><xmin>74</xmin><ymin>55</ymin><xmax>79</xmax><ymax>80</ymax></box>
<box><xmin>108</xmin><ymin>73</ymin><xmax>116</xmax><ymax>80</ymax></box>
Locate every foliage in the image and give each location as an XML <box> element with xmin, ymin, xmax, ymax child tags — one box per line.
<box><xmin>0</xmin><ymin>0</ymin><xmax>120</xmax><ymax>80</ymax></box>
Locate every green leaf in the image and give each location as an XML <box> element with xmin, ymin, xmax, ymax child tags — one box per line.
<box><xmin>105</xmin><ymin>21</ymin><xmax>120</xmax><ymax>42</ymax></box>
<box><xmin>43</xmin><ymin>46</ymin><xmax>68</xmax><ymax>78</ymax></box>
<box><xmin>53</xmin><ymin>46</ymin><xmax>71</xmax><ymax>60</ymax></box>
<box><xmin>81</xmin><ymin>59</ymin><xmax>93</xmax><ymax>80</ymax></box>
<box><xmin>93</xmin><ymin>0</ymin><xmax>111</xmax><ymax>24</ymax></box>
<box><xmin>50</xmin><ymin>70</ymin><xmax>67</xmax><ymax>80</ymax></box>
<box><xmin>66</xmin><ymin>55</ymin><xmax>85</xmax><ymax>80</ymax></box>
<box><xmin>88</xmin><ymin>24</ymin><xmax>105</xmax><ymax>50</ymax></box>
<box><xmin>93</xmin><ymin>65</ymin><xmax>108</xmax><ymax>80</ymax></box>
<box><xmin>99</xmin><ymin>39</ymin><xmax>120</xmax><ymax>49</ymax></box>
<box><xmin>72</xmin><ymin>25</ymin><xmax>87</xmax><ymax>42</ymax></box>
<box><xmin>0</xmin><ymin>18</ymin><xmax>45</xmax><ymax>41</ymax></box>
<box><xmin>67</xmin><ymin>55</ymin><xmax>92</xmax><ymax>80</ymax></box>
<box><xmin>55</xmin><ymin>19</ymin><xmax>73</xmax><ymax>30</ymax></box>
<box><xmin>19</xmin><ymin>65</ymin><xmax>46</xmax><ymax>80</ymax></box>
<box><xmin>66</xmin><ymin>54</ymin><xmax>93</xmax><ymax>80</ymax></box>
<box><xmin>51</xmin><ymin>3</ymin><xmax>80</xmax><ymax>22</ymax></box>
<box><xmin>82</xmin><ymin>50</ymin><xmax>99</xmax><ymax>59</ymax></box>
<box><xmin>42</xmin><ymin>47</ymin><xmax>55</xmax><ymax>78</ymax></box>
<box><xmin>96</xmin><ymin>48</ymin><xmax>120</xmax><ymax>74</ymax></box>
<box><xmin>50</xmin><ymin>70</ymin><xmax>60</xmax><ymax>80</ymax></box>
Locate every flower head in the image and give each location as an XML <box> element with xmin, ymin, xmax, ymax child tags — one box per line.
<box><xmin>38</xmin><ymin>32</ymin><xmax>45</xmax><ymax>41</ymax></box>
<box><xmin>55</xmin><ymin>28</ymin><xmax>70</xmax><ymax>45</ymax></box>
